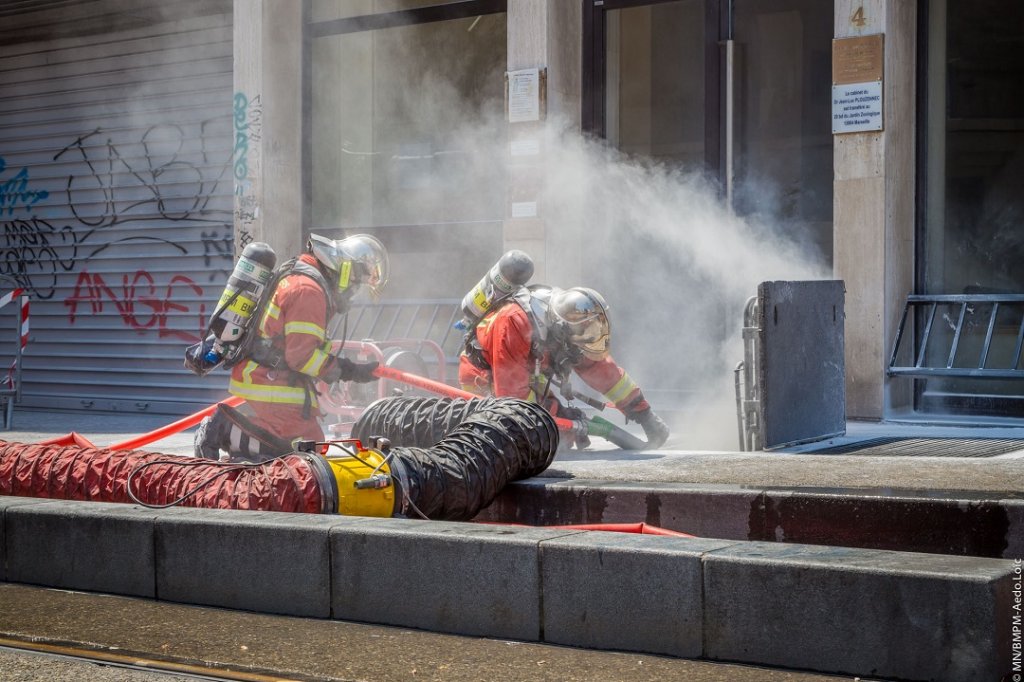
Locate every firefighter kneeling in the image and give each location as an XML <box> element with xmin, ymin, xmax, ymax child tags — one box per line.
<box><xmin>459</xmin><ymin>282</ymin><xmax>670</xmax><ymax>449</ymax></box>
<box><xmin>194</xmin><ymin>234</ymin><xmax>388</xmax><ymax>462</ymax></box>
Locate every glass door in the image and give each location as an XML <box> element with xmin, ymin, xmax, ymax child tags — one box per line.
<box><xmin>917</xmin><ymin>0</ymin><xmax>1024</xmax><ymax>417</ymax></box>
<box><xmin>305</xmin><ymin>0</ymin><xmax>508</xmax><ymax>299</ymax></box>
<box><xmin>581</xmin><ymin>0</ymin><xmax>833</xmax><ymax>402</ymax></box>
<box><xmin>581</xmin><ymin>0</ymin><xmax>719</xmax><ymax>402</ymax></box>
<box><xmin>584</xmin><ymin>0</ymin><xmax>718</xmax><ymax>174</ymax></box>
<box><xmin>730</xmin><ymin>0</ymin><xmax>834</xmax><ymax>266</ymax></box>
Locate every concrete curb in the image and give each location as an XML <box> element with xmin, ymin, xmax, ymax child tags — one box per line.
<box><xmin>0</xmin><ymin>496</ymin><xmax>1015</xmax><ymax>682</ymax></box>
<box><xmin>474</xmin><ymin>478</ymin><xmax>1024</xmax><ymax>558</ymax></box>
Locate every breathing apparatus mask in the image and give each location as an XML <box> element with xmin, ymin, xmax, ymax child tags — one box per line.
<box><xmin>307</xmin><ymin>233</ymin><xmax>389</xmax><ymax>309</ymax></box>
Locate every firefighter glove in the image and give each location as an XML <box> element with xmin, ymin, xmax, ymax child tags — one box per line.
<box><xmin>556</xmin><ymin>404</ymin><xmax>591</xmax><ymax>450</ymax></box>
<box><xmin>339</xmin><ymin>358</ymin><xmax>380</xmax><ymax>383</ymax></box>
<box><xmin>324</xmin><ymin>357</ymin><xmax>379</xmax><ymax>384</ymax></box>
<box><xmin>557</xmin><ymin>404</ymin><xmax>586</xmax><ymax>421</ymax></box>
<box><xmin>635</xmin><ymin>408</ymin><xmax>670</xmax><ymax>448</ymax></box>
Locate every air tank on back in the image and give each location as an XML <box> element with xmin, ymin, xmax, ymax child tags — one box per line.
<box><xmin>209</xmin><ymin>241</ymin><xmax>277</xmax><ymax>343</ymax></box>
<box><xmin>456</xmin><ymin>250</ymin><xmax>534</xmax><ymax>330</ymax></box>
<box><xmin>185</xmin><ymin>241</ymin><xmax>277</xmax><ymax>375</ymax></box>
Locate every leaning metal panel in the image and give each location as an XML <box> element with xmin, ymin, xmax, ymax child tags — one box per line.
<box><xmin>757</xmin><ymin>280</ymin><xmax>846</xmax><ymax>450</ymax></box>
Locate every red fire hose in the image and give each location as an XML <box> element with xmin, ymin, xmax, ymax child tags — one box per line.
<box><xmin>480</xmin><ymin>521</ymin><xmax>694</xmax><ymax>537</ymax></box>
<box><xmin>106</xmin><ymin>396</ymin><xmax>246</xmax><ymax>451</ymax></box>
<box><xmin>372</xmin><ymin>365</ymin><xmax>574</xmax><ymax>432</ymax></box>
<box><xmin>371</xmin><ymin>365</ymin><xmax>648</xmax><ymax>450</ymax></box>
<box><xmin>37</xmin><ymin>396</ymin><xmax>246</xmax><ymax>451</ymax></box>
<box><xmin>36</xmin><ymin>365</ymin><xmax>643</xmax><ymax>458</ymax></box>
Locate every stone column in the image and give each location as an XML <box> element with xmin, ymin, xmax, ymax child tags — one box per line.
<box><xmin>833</xmin><ymin>0</ymin><xmax>916</xmax><ymax>419</ymax></box>
<box><xmin>232</xmin><ymin>0</ymin><xmax>304</xmax><ymax>259</ymax></box>
<box><xmin>505</xmin><ymin>0</ymin><xmax>582</xmax><ymax>285</ymax></box>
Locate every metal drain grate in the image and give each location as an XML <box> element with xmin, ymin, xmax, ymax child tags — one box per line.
<box><xmin>805</xmin><ymin>437</ymin><xmax>1024</xmax><ymax>458</ymax></box>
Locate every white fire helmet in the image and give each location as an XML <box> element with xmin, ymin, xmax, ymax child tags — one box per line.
<box><xmin>546</xmin><ymin>287</ymin><xmax>611</xmax><ymax>361</ymax></box>
<box><xmin>307</xmin><ymin>233</ymin><xmax>389</xmax><ymax>301</ymax></box>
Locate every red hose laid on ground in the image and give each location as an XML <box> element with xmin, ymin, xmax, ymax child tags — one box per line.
<box><xmin>549</xmin><ymin>522</ymin><xmax>694</xmax><ymax>537</ymax></box>
<box><xmin>107</xmin><ymin>395</ymin><xmax>246</xmax><ymax>451</ymax></box>
<box><xmin>0</xmin><ymin>441</ymin><xmax>332</xmax><ymax>513</ymax></box>
<box><xmin>38</xmin><ymin>432</ymin><xmax>98</xmax><ymax>448</ymax></box>
<box><xmin>477</xmin><ymin>520</ymin><xmax>695</xmax><ymax>537</ymax></box>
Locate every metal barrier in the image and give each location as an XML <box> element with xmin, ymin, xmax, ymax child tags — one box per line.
<box><xmin>0</xmin><ymin>285</ymin><xmax>30</xmax><ymax>430</ymax></box>
<box><xmin>342</xmin><ymin>299</ymin><xmax>463</xmax><ymax>367</ymax></box>
<box><xmin>733</xmin><ymin>296</ymin><xmax>759</xmax><ymax>451</ymax></box>
<box><xmin>888</xmin><ymin>294</ymin><xmax>1024</xmax><ymax>379</ymax></box>
<box><xmin>320</xmin><ymin>299</ymin><xmax>464</xmax><ymax>435</ymax></box>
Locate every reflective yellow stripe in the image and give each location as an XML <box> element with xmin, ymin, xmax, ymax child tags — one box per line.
<box><xmin>528</xmin><ymin>374</ymin><xmax>548</xmax><ymax>403</ymax></box>
<box><xmin>229</xmin><ymin>378</ymin><xmax>310</xmax><ymax>405</ymax></box>
<box><xmin>300</xmin><ymin>346</ymin><xmax>331</xmax><ymax>375</ymax></box>
<box><xmin>284</xmin><ymin>320</ymin><xmax>326</xmax><ymax>337</ymax></box>
<box><xmin>241</xmin><ymin>359</ymin><xmax>258</xmax><ymax>382</ymax></box>
<box><xmin>605</xmin><ymin>373</ymin><xmax>638</xmax><ymax>405</ymax></box>
<box><xmin>261</xmin><ymin>302</ymin><xmax>280</xmax><ymax>331</ymax></box>
<box><xmin>338</xmin><ymin>261</ymin><xmax>351</xmax><ymax>290</ymax></box>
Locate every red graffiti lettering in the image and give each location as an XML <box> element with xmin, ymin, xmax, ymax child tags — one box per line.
<box><xmin>64</xmin><ymin>270</ymin><xmax>206</xmax><ymax>341</ymax></box>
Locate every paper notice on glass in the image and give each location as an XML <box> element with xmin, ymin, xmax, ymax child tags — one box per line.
<box><xmin>511</xmin><ymin>201</ymin><xmax>538</xmax><ymax>218</ymax></box>
<box><xmin>508</xmin><ymin>68</ymin><xmax>541</xmax><ymax>123</ymax></box>
<box><xmin>510</xmin><ymin>138</ymin><xmax>541</xmax><ymax>157</ymax></box>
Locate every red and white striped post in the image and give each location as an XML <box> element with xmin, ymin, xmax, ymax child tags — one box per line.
<box><xmin>0</xmin><ymin>288</ymin><xmax>29</xmax><ymax>427</ymax></box>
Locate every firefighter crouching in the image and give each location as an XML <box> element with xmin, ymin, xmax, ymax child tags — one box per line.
<box><xmin>194</xmin><ymin>234</ymin><xmax>388</xmax><ymax>462</ymax></box>
<box><xmin>458</xmin><ymin>284</ymin><xmax>671</xmax><ymax>449</ymax></box>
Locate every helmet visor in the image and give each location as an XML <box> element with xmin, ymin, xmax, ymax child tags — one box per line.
<box><xmin>550</xmin><ymin>287</ymin><xmax>611</xmax><ymax>361</ymax></box>
<box><xmin>343</xmin><ymin>235</ymin><xmax>389</xmax><ymax>301</ymax></box>
<box><xmin>568</xmin><ymin>316</ymin><xmax>610</xmax><ymax>360</ymax></box>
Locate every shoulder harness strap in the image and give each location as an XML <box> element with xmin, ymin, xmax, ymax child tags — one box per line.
<box><xmin>462</xmin><ymin>287</ymin><xmax>547</xmax><ymax>372</ymax></box>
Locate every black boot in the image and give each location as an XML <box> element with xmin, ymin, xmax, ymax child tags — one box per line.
<box><xmin>193</xmin><ymin>413</ymin><xmax>229</xmax><ymax>460</ymax></box>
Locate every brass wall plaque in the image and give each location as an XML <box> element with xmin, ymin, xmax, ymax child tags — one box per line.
<box><xmin>832</xmin><ymin>34</ymin><xmax>884</xmax><ymax>85</ymax></box>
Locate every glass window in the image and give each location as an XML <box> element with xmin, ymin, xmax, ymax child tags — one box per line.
<box><xmin>732</xmin><ymin>0</ymin><xmax>834</xmax><ymax>267</ymax></box>
<box><xmin>918</xmin><ymin>0</ymin><xmax>1024</xmax><ymax>416</ymax></box>
<box><xmin>309</xmin><ymin>4</ymin><xmax>507</xmax><ymax>298</ymax></box>
<box><xmin>604</xmin><ymin>1</ymin><xmax>706</xmax><ymax>167</ymax></box>
<box><xmin>582</xmin><ymin>0</ymin><xmax>832</xmax><ymax>398</ymax></box>
<box><xmin>922</xmin><ymin>0</ymin><xmax>1024</xmax><ymax>296</ymax></box>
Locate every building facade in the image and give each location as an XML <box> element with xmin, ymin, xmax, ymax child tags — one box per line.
<box><xmin>0</xmin><ymin>0</ymin><xmax>1020</xmax><ymax>438</ymax></box>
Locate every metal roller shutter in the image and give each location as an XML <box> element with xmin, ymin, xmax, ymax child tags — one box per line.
<box><xmin>0</xmin><ymin>2</ymin><xmax>235</xmax><ymax>416</ymax></box>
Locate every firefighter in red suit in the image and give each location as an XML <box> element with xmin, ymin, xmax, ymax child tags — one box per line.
<box><xmin>459</xmin><ymin>285</ymin><xmax>670</xmax><ymax>448</ymax></box>
<box><xmin>195</xmin><ymin>234</ymin><xmax>387</xmax><ymax>461</ymax></box>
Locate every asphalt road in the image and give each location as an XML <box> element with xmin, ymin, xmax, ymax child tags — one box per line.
<box><xmin>0</xmin><ymin>584</ymin><xmax>868</xmax><ymax>682</ymax></box>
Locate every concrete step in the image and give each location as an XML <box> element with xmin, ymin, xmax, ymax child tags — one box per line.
<box><xmin>475</xmin><ymin>478</ymin><xmax>1024</xmax><ymax>559</ymax></box>
<box><xmin>0</xmin><ymin>495</ymin><xmax>1015</xmax><ymax>682</ymax></box>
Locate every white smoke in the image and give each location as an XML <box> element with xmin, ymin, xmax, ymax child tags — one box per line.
<box><xmin>312</xmin><ymin>15</ymin><xmax>831</xmax><ymax>449</ymax></box>
<box><xmin>536</xmin><ymin>119</ymin><xmax>830</xmax><ymax>449</ymax></box>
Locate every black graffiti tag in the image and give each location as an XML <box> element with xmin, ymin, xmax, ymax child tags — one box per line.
<box><xmin>1</xmin><ymin>217</ymin><xmax>78</xmax><ymax>300</ymax></box>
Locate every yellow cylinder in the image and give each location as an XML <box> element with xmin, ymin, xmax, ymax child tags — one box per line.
<box><xmin>323</xmin><ymin>445</ymin><xmax>396</xmax><ymax>518</ymax></box>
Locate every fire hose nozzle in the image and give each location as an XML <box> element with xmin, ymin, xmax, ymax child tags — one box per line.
<box><xmin>354</xmin><ymin>473</ymin><xmax>392</xmax><ymax>490</ymax></box>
